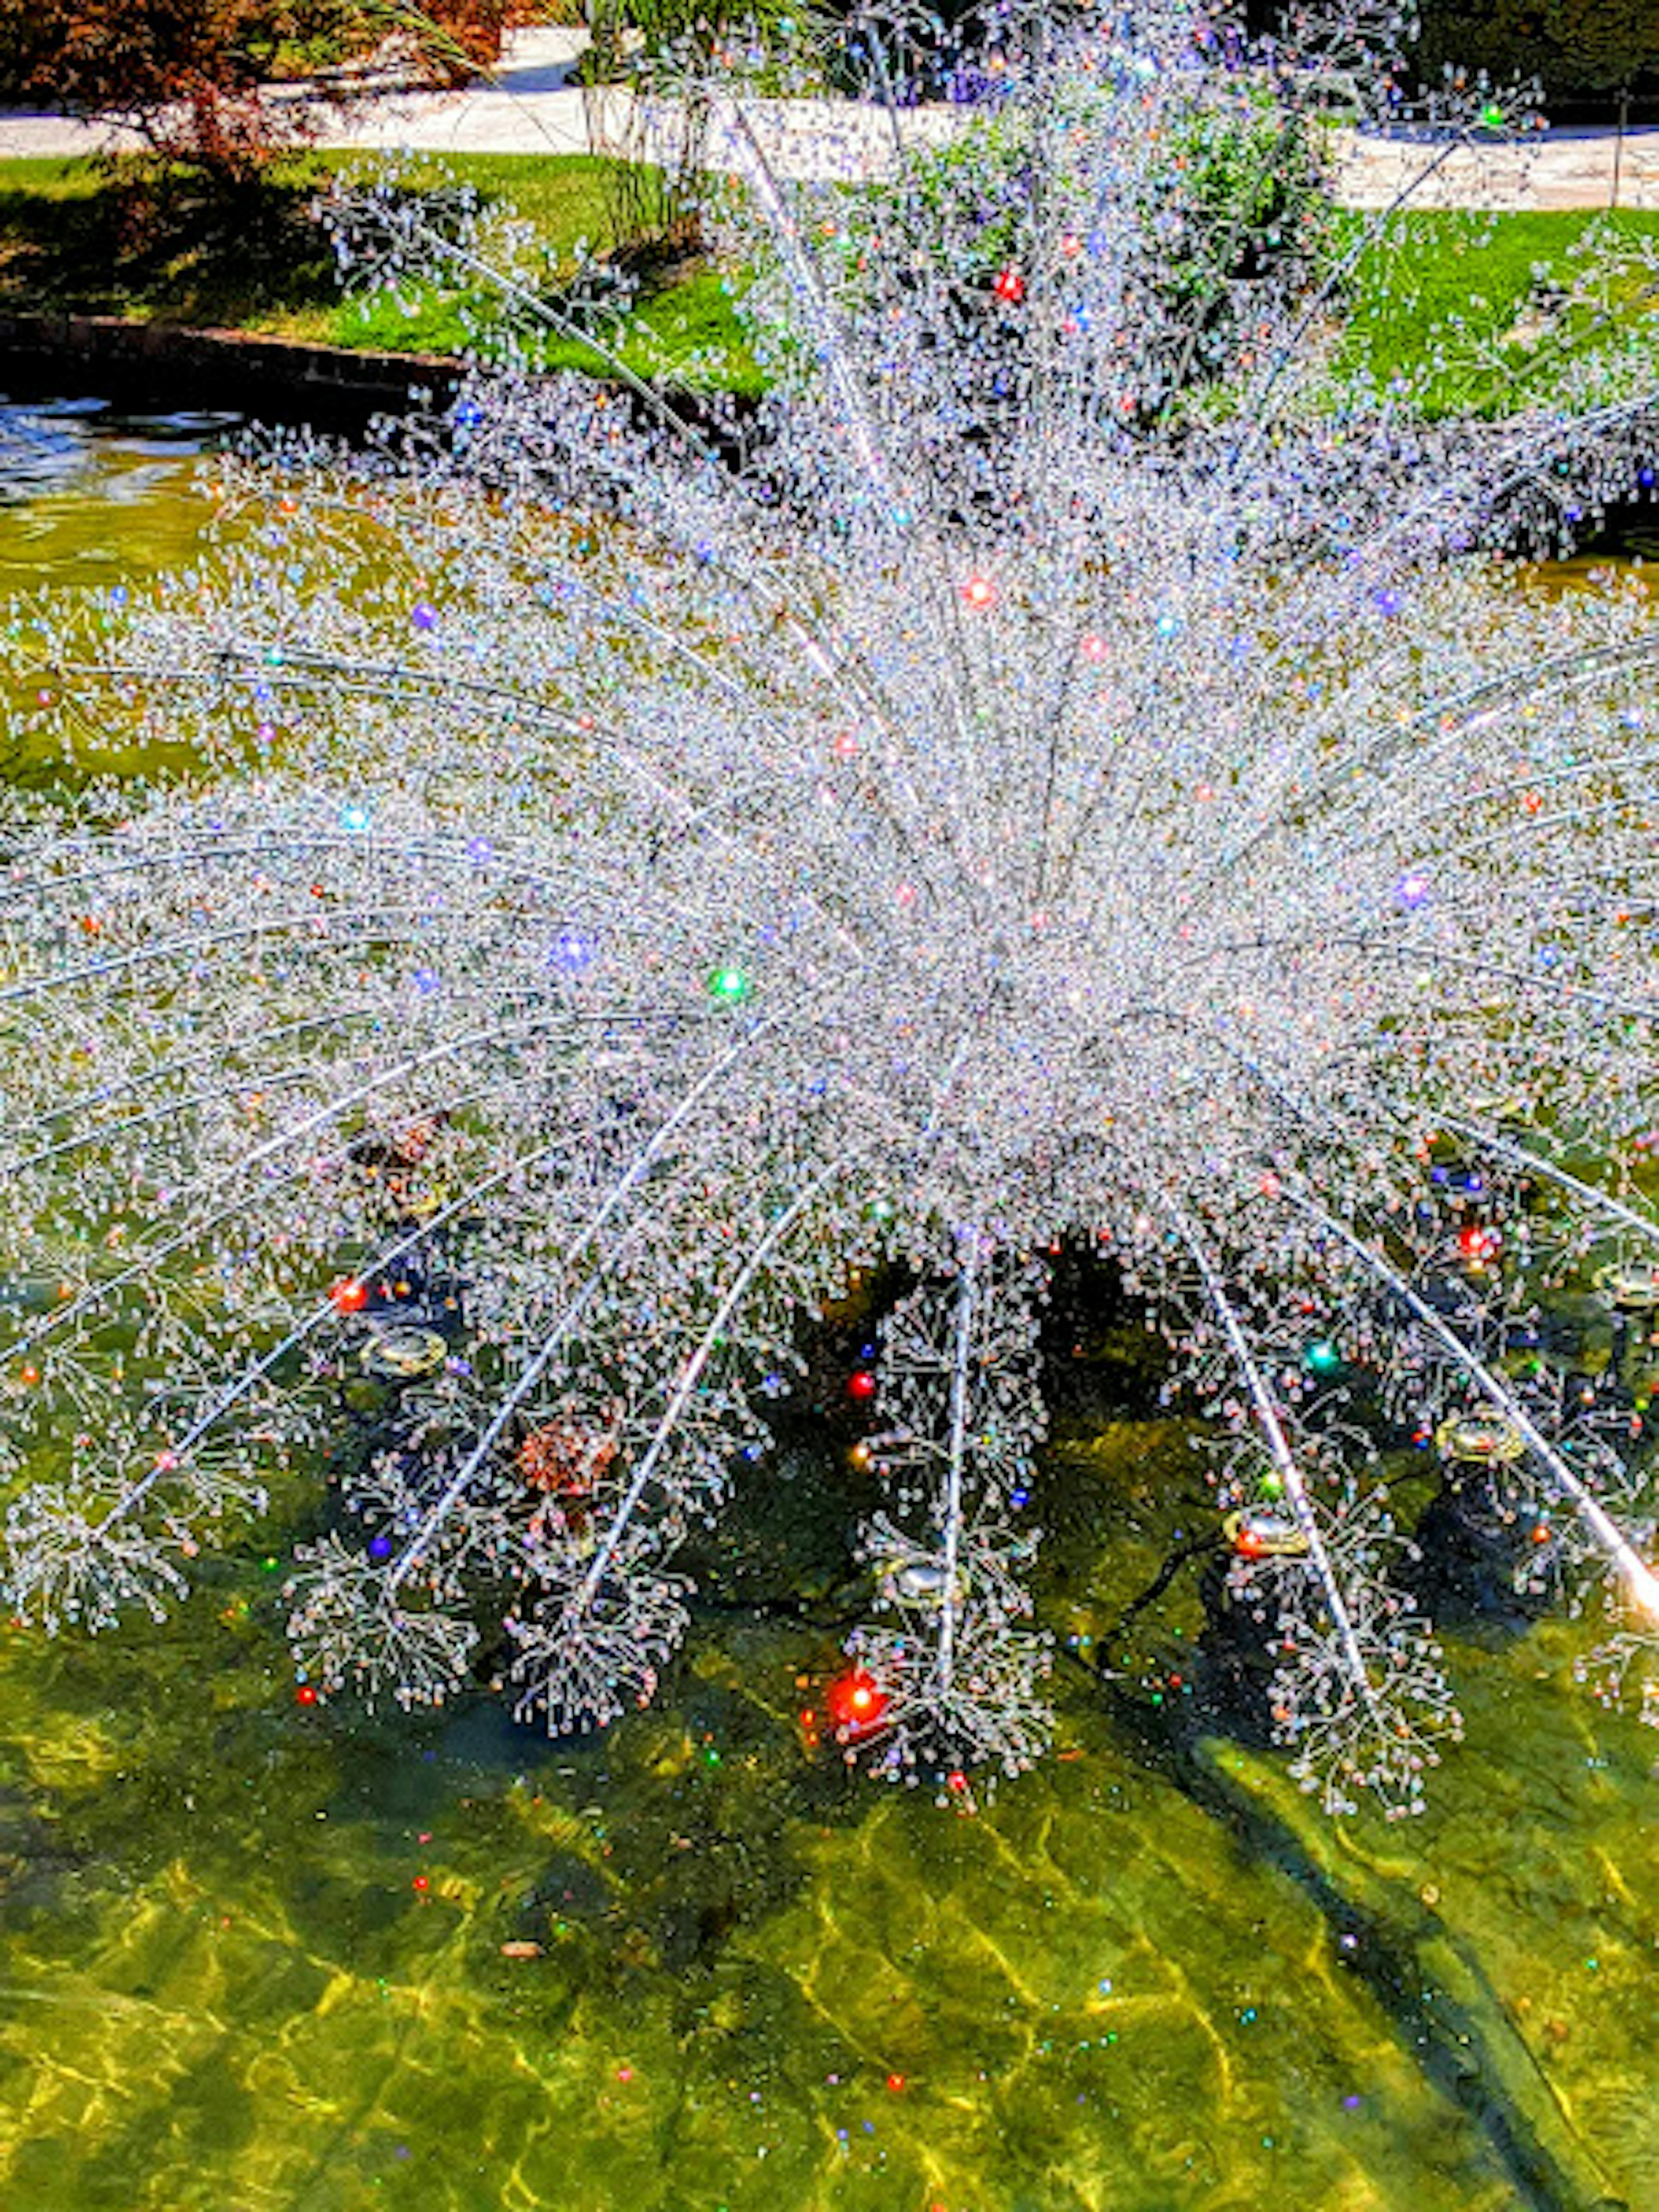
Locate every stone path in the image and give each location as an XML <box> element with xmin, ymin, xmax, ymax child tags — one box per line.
<box><xmin>1331</xmin><ymin>126</ymin><xmax>1659</xmax><ymax>213</ymax></box>
<box><xmin>3</xmin><ymin>26</ymin><xmax>1658</xmax><ymax>209</ymax></box>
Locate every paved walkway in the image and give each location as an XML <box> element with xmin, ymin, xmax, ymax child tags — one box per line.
<box><xmin>1331</xmin><ymin>126</ymin><xmax>1659</xmax><ymax>213</ymax></box>
<box><xmin>3</xmin><ymin>27</ymin><xmax>1659</xmax><ymax>208</ymax></box>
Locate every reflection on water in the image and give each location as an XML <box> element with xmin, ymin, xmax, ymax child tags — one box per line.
<box><xmin>0</xmin><ymin>395</ymin><xmax>235</xmax><ymax>587</ymax></box>
<box><xmin>0</xmin><ymin>413</ymin><xmax>1656</xmax><ymax>2212</ymax></box>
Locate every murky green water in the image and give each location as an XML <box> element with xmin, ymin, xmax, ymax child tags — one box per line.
<box><xmin>1</xmin><ymin>408</ymin><xmax>1655</xmax><ymax>2212</ymax></box>
<box><xmin>0</xmin><ymin>396</ymin><xmax>233</xmax><ymax>589</ymax></box>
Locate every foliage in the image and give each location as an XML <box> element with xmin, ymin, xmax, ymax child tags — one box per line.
<box><xmin>377</xmin><ymin>0</ymin><xmax>513</xmax><ymax>88</ymax></box>
<box><xmin>0</xmin><ymin>0</ymin><xmax>312</xmax><ymax>178</ymax></box>
<box><xmin>834</xmin><ymin>72</ymin><xmax>1334</xmax><ymax>433</ymax></box>
<box><xmin>0</xmin><ymin>0</ymin><xmax>513</xmax><ymax>178</ymax></box>
<box><xmin>577</xmin><ymin>0</ymin><xmax>839</xmax><ymax>267</ymax></box>
<box><xmin>1410</xmin><ymin>0</ymin><xmax>1659</xmax><ymax>102</ymax></box>
<box><xmin>580</xmin><ymin>0</ymin><xmax>834</xmax><ymax>86</ymax></box>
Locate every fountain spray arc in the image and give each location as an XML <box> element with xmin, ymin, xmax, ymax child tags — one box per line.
<box><xmin>2</xmin><ymin>0</ymin><xmax>1657</xmax><ymax>1815</ymax></box>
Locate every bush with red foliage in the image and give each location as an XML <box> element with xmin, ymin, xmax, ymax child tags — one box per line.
<box><xmin>0</xmin><ymin>0</ymin><xmax>512</xmax><ymax>177</ymax></box>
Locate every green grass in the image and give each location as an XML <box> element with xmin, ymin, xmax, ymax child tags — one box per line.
<box><xmin>1</xmin><ymin>154</ymin><xmax>1656</xmax><ymax>416</ymax></box>
<box><xmin>0</xmin><ymin>150</ymin><xmax>759</xmax><ymax>392</ymax></box>
<box><xmin>1341</xmin><ymin>209</ymin><xmax>1659</xmax><ymax>419</ymax></box>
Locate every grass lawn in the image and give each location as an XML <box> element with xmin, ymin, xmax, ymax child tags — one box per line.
<box><xmin>1</xmin><ymin>151</ymin><xmax>1657</xmax><ymax>417</ymax></box>
<box><xmin>1341</xmin><ymin>209</ymin><xmax>1659</xmax><ymax>418</ymax></box>
<box><xmin>0</xmin><ymin>151</ymin><xmax>762</xmax><ymax>392</ymax></box>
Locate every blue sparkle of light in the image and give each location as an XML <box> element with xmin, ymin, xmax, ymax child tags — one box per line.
<box><xmin>547</xmin><ymin>927</ymin><xmax>597</xmax><ymax>976</ymax></box>
<box><xmin>340</xmin><ymin>802</ymin><xmax>373</xmax><ymax>834</ymax></box>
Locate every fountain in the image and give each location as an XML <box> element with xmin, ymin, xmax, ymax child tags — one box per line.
<box><xmin>2</xmin><ymin>0</ymin><xmax>1656</xmax><ymax>1824</ymax></box>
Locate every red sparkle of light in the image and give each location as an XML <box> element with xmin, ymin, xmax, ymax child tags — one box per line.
<box><xmin>330</xmin><ymin>1278</ymin><xmax>369</xmax><ymax>1313</ymax></box>
<box><xmin>847</xmin><ymin>1370</ymin><xmax>878</xmax><ymax>1402</ymax></box>
<box><xmin>294</xmin><ymin>1684</ymin><xmax>319</xmax><ymax>1706</ymax></box>
<box><xmin>826</xmin><ymin>1668</ymin><xmax>891</xmax><ymax>1737</ymax></box>
<box><xmin>993</xmin><ymin>267</ymin><xmax>1025</xmax><ymax>303</ymax></box>
<box><xmin>960</xmin><ymin>575</ymin><xmax>997</xmax><ymax>611</ymax></box>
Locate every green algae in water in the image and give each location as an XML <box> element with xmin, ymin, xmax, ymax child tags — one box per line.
<box><xmin>3</xmin><ymin>1420</ymin><xmax>1656</xmax><ymax>2212</ymax></box>
<box><xmin>3</xmin><ymin>425</ymin><xmax>1657</xmax><ymax>2212</ymax></box>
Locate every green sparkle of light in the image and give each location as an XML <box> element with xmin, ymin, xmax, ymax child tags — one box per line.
<box><xmin>1480</xmin><ymin>103</ymin><xmax>1504</xmax><ymax>127</ymax></box>
<box><xmin>707</xmin><ymin>966</ymin><xmax>751</xmax><ymax>1003</ymax></box>
<box><xmin>1304</xmin><ymin>1340</ymin><xmax>1341</xmax><ymax>1373</ymax></box>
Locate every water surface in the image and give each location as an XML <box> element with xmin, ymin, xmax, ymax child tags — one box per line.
<box><xmin>0</xmin><ymin>413</ymin><xmax>1654</xmax><ymax>2212</ymax></box>
<box><xmin>0</xmin><ymin>395</ymin><xmax>232</xmax><ymax>588</ymax></box>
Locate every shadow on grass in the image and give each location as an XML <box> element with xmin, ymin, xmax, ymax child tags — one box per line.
<box><xmin>0</xmin><ymin>153</ymin><xmax>760</xmax><ymax>387</ymax></box>
<box><xmin>0</xmin><ymin>158</ymin><xmax>341</xmax><ymax>327</ymax></box>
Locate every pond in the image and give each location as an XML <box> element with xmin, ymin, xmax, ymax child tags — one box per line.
<box><xmin>0</xmin><ymin>399</ymin><xmax>1655</xmax><ymax>2212</ymax></box>
<box><xmin>0</xmin><ymin>395</ymin><xmax>236</xmax><ymax>590</ymax></box>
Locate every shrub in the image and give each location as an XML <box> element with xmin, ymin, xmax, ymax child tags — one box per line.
<box><xmin>0</xmin><ymin>0</ymin><xmax>512</xmax><ymax>179</ymax></box>
<box><xmin>1410</xmin><ymin>1</ymin><xmax>1659</xmax><ymax>104</ymax></box>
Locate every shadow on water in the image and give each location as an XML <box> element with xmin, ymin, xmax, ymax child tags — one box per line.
<box><xmin>1087</xmin><ymin>1649</ymin><xmax>1634</xmax><ymax>2212</ymax></box>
